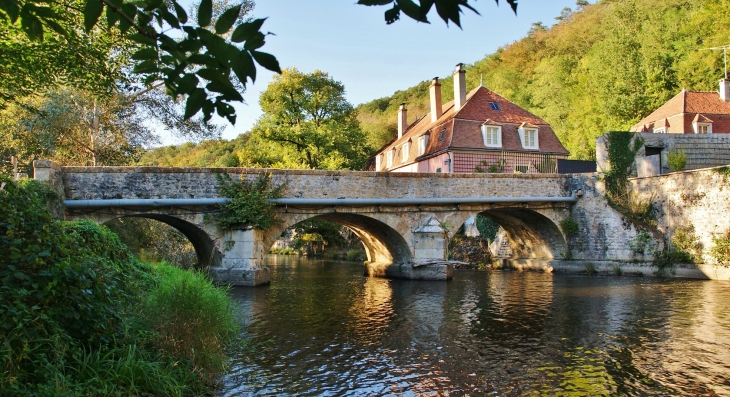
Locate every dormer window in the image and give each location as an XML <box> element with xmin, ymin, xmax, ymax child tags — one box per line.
<box><xmin>418</xmin><ymin>135</ymin><xmax>429</xmax><ymax>155</ymax></box>
<box><xmin>518</xmin><ymin>123</ymin><xmax>539</xmax><ymax>149</ymax></box>
<box><xmin>480</xmin><ymin>123</ymin><xmax>502</xmax><ymax>148</ymax></box>
<box><xmin>654</xmin><ymin>127</ymin><xmax>666</xmax><ymax>134</ymax></box>
<box><xmin>694</xmin><ymin>123</ymin><xmax>712</xmax><ymax>134</ymax></box>
<box><xmin>402</xmin><ymin>141</ymin><xmax>410</xmax><ymax>163</ymax></box>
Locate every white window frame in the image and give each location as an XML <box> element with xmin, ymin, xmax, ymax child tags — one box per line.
<box><xmin>654</xmin><ymin>127</ymin><xmax>666</xmax><ymax>134</ymax></box>
<box><xmin>386</xmin><ymin>149</ymin><xmax>394</xmax><ymax>168</ymax></box>
<box><xmin>481</xmin><ymin>125</ymin><xmax>502</xmax><ymax>148</ymax></box>
<box><xmin>402</xmin><ymin>142</ymin><xmax>410</xmax><ymax>163</ymax></box>
<box><xmin>375</xmin><ymin>154</ymin><xmax>382</xmax><ymax>170</ymax></box>
<box><xmin>694</xmin><ymin>122</ymin><xmax>712</xmax><ymax>134</ymax></box>
<box><xmin>518</xmin><ymin>127</ymin><xmax>539</xmax><ymax>149</ymax></box>
<box><xmin>418</xmin><ymin>135</ymin><xmax>429</xmax><ymax>156</ymax></box>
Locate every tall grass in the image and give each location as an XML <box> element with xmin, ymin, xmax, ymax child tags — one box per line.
<box><xmin>142</xmin><ymin>262</ymin><xmax>238</xmax><ymax>381</ymax></box>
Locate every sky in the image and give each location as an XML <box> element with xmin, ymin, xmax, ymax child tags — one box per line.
<box><xmin>199</xmin><ymin>0</ymin><xmax>586</xmax><ymax>141</ymax></box>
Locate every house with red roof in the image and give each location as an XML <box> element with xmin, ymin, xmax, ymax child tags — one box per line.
<box><xmin>369</xmin><ymin>64</ymin><xmax>569</xmax><ymax>173</ymax></box>
<box><xmin>630</xmin><ymin>79</ymin><xmax>730</xmax><ymax>134</ymax></box>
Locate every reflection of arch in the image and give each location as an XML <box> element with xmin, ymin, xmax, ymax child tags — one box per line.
<box><xmin>276</xmin><ymin>213</ymin><xmax>412</xmax><ymax>264</ymax></box>
<box><xmin>108</xmin><ymin>215</ymin><xmax>221</xmax><ymax>268</ymax></box>
<box><xmin>476</xmin><ymin>208</ymin><xmax>567</xmax><ymax>259</ymax></box>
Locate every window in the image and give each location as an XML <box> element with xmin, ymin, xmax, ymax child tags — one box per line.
<box><xmin>402</xmin><ymin>142</ymin><xmax>410</xmax><ymax>163</ymax></box>
<box><xmin>418</xmin><ymin>135</ymin><xmax>429</xmax><ymax>155</ymax></box>
<box><xmin>514</xmin><ymin>164</ymin><xmax>529</xmax><ymax>173</ymax></box>
<box><xmin>438</xmin><ymin>128</ymin><xmax>446</xmax><ymax>141</ymax></box>
<box><xmin>481</xmin><ymin>125</ymin><xmax>501</xmax><ymax>147</ymax></box>
<box><xmin>518</xmin><ymin>126</ymin><xmax>539</xmax><ymax>149</ymax></box>
<box><xmin>654</xmin><ymin>127</ymin><xmax>666</xmax><ymax>134</ymax></box>
<box><xmin>386</xmin><ymin>149</ymin><xmax>394</xmax><ymax>167</ymax></box>
<box><xmin>488</xmin><ymin>102</ymin><xmax>501</xmax><ymax>111</ymax></box>
<box><xmin>695</xmin><ymin>123</ymin><xmax>712</xmax><ymax>134</ymax></box>
<box><xmin>375</xmin><ymin>154</ymin><xmax>382</xmax><ymax>170</ymax></box>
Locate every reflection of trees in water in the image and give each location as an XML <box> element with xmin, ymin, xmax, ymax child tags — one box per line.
<box><xmin>105</xmin><ymin>217</ymin><xmax>197</xmax><ymax>268</ymax></box>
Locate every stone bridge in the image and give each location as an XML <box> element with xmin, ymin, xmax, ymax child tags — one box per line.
<box><xmin>34</xmin><ymin>161</ymin><xmax>655</xmax><ymax>285</ymax></box>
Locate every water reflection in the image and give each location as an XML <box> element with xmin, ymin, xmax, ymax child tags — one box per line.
<box><xmin>221</xmin><ymin>256</ymin><xmax>730</xmax><ymax>396</ymax></box>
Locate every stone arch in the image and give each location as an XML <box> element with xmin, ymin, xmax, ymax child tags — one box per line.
<box><xmin>103</xmin><ymin>214</ymin><xmax>221</xmax><ymax>268</ymax></box>
<box><xmin>459</xmin><ymin>208</ymin><xmax>568</xmax><ymax>260</ymax></box>
<box><xmin>270</xmin><ymin>212</ymin><xmax>412</xmax><ymax>264</ymax></box>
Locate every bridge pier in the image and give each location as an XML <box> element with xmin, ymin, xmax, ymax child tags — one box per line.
<box><xmin>209</xmin><ymin>229</ymin><xmax>271</xmax><ymax>286</ymax></box>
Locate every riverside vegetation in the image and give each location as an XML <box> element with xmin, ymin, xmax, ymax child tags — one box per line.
<box><xmin>0</xmin><ymin>177</ymin><xmax>239</xmax><ymax>396</ymax></box>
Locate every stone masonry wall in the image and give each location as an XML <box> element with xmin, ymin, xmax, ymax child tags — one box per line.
<box><xmin>629</xmin><ymin>166</ymin><xmax>730</xmax><ymax>269</ymax></box>
<box><xmin>59</xmin><ymin>166</ymin><xmax>573</xmax><ymax>201</ymax></box>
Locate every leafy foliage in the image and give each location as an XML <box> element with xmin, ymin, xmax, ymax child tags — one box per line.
<box><xmin>0</xmin><ymin>177</ymin><xmax>240</xmax><ymax>395</ymax></box>
<box><xmin>474</xmin><ymin>158</ymin><xmax>505</xmax><ymax>173</ymax></box>
<box><xmin>253</xmin><ymin>68</ymin><xmax>371</xmax><ymax>170</ymax></box>
<box><xmin>710</xmin><ymin>229</ymin><xmax>730</xmax><ymax>266</ymax></box>
<box><xmin>105</xmin><ymin>217</ymin><xmax>198</xmax><ymax>269</ymax></box>
<box><xmin>667</xmin><ymin>148</ymin><xmax>687</xmax><ymax>172</ymax></box>
<box><xmin>357</xmin><ymin>0</ymin><xmax>517</xmax><ymax>27</ymax></box>
<box><xmin>560</xmin><ymin>216</ymin><xmax>579</xmax><ymax>237</ymax></box>
<box><xmin>216</xmin><ymin>172</ymin><xmax>284</xmax><ymax>230</ymax></box>
<box><xmin>1</xmin><ymin>0</ymin><xmax>280</xmax><ymax>123</ymax></box>
<box><xmin>475</xmin><ymin>214</ymin><xmax>499</xmax><ymax>241</ymax></box>
<box><xmin>671</xmin><ymin>224</ymin><xmax>702</xmax><ymax>263</ymax></box>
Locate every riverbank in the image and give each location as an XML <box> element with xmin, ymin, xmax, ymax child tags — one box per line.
<box><xmin>1</xmin><ymin>178</ymin><xmax>238</xmax><ymax>396</ymax></box>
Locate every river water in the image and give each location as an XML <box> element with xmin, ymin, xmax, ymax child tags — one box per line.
<box><xmin>220</xmin><ymin>255</ymin><xmax>730</xmax><ymax>396</ymax></box>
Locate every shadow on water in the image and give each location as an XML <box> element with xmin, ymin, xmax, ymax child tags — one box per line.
<box><xmin>221</xmin><ymin>255</ymin><xmax>730</xmax><ymax>396</ymax></box>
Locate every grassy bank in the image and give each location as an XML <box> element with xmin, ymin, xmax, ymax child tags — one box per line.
<box><xmin>0</xmin><ymin>178</ymin><xmax>239</xmax><ymax>396</ymax></box>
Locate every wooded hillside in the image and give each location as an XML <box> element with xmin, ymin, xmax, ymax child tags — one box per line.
<box><xmin>357</xmin><ymin>0</ymin><xmax>730</xmax><ymax>159</ymax></box>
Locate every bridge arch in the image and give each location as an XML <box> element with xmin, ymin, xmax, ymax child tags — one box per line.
<box><xmin>103</xmin><ymin>214</ymin><xmax>221</xmax><ymax>269</ymax></box>
<box><xmin>269</xmin><ymin>212</ymin><xmax>412</xmax><ymax>265</ymax></box>
<box><xmin>455</xmin><ymin>208</ymin><xmax>568</xmax><ymax>261</ymax></box>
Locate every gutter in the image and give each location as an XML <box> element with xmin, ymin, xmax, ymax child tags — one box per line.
<box><xmin>63</xmin><ymin>195</ymin><xmax>577</xmax><ymax>209</ymax></box>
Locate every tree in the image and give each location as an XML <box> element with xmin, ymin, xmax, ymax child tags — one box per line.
<box><xmin>252</xmin><ymin>68</ymin><xmax>370</xmax><ymax>170</ymax></box>
<box><xmin>2</xmin><ymin>0</ymin><xmax>518</xmax><ymax>123</ymax></box>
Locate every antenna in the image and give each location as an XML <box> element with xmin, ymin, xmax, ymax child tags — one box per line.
<box><xmin>701</xmin><ymin>44</ymin><xmax>730</xmax><ymax>80</ymax></box>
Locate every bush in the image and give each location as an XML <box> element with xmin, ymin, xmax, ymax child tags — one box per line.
<box><xmin>711</xmin><ymin>229</ymin><xmax>730</xmax><ymax>266</ymax></box>
<box><xmin>346</xmin><ymin>249</ymin><xmax>365</xmax><ymax>262</ymax></box>
<box><xmin>560</xmin><ymin>216</ymin><xmax>579</xmax><ymax>237</ymax></box>
<box><xmin>667</xmin><ymin>148</ymin><xmax>687</xmax><ymax>172</ymax></box>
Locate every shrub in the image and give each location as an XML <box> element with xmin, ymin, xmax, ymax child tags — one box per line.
<box><xmin>560</xmin><ymin>216</ymin><xmax>579</xmax><ymax>237</ymax></box>
<box><xmin>711</xmin><ymin>229</ymin><xmax>730</xmax><ymax>266</ymax></box>
<box><xmin>667</xmin><ymin>148</ymin><xmax>687</xmax><ymax>171</ymax></box>
<box><xmin>346</xmin><ymin>249</ymin><xmax>365</xmax><ymax>262</ymax></box>
<box><xmin>671</xmin><ymin>224</ymin><xmax>702</xmax><ymax>263</ymax></box>
<box><xmin>216</xmin><ymin>172</ymin><xmax>284</xmax><ymax>230</ymax></box>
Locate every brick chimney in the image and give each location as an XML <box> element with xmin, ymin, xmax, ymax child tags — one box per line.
<box><xmin>721</xmin><ymin>79</ymin><xmax>730</xmax><ymax>102</ymax></box>
<box><xmin>398</xmin><ymin>103</ymin><xmax>407</xmax><ymax>138</ymax></box>
<box><xmin>430</xmin><ymin>78</ymin><xmax>442</xmax><ymax>122</ymax></box>
<box><xmin>454</xmin><ymin>63</ymin><xmax>467</xmax><ymax>111</ymax></box>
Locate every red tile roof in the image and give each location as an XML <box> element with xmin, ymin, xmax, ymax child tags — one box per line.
<box><xmin>375</xmin><ymin>86</ymin><xmax>569</xmax><ymax>170</ymax></box>
<box><xmin>631</xmin><ymin>90</ymin><xmax>730</xmax><ymax>132</ymax></box>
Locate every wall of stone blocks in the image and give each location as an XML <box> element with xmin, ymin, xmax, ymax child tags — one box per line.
<box><xmin>597</xmin><ymin>133</ymin><xmax>730</xmax><ymax>176</ymax></box>
<box><xmin>629</xmin><ymin>166</ymin><xmax>730</xmax><ymax>266</ymax></box>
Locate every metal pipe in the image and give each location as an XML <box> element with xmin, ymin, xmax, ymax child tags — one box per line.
<box><xmin>64</xmin><ymin>195</ymin><xmax>577</xmax><ymax>209</ymax></box>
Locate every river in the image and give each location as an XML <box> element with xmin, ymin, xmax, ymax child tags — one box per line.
<box><xmin>220</xmin><ymin>255</ymin><xmax>730</xmax><ymax>396</ymax></box>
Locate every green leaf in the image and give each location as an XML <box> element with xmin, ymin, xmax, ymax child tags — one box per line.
<box><xmin>384</xmin><ymin>5</ymin><xmax>400</xmax><ymax>24</ymax></box>
<box><xmin>184</xmin><ymin>88</ymin><xmax>207</xmax><ymax>119</ymax></box>
<box><xmin>197</xmin><ymin>0</ymin><xmax>212</xmax><ymax>27</ymax></box>
<box><xmin>0</xmin><ymin>1</ymin><xmax>20</xmax><ymax>23</ymax></box>
<box><xmin>133</xmin><ymin>60</ymin><xmax>158</xmax><ymax>74</ymax></box>
<box><xmin>20</xmin><ymin>10</ymin><xmax>43</xmax><ymax>41</ymax></box>
<box><xmin>230</xmin><ymin>18</ymin><xmax>265</xmax><ymax>43</ymax></box>
<box><xmin>83</xmin><ymin>0</ymin><xmax>104</xmax><ymax>32</ymax></box>
<box><xmin>131</xmin><ymin>47</ymin><xmax>158</xmax><ymax>60</ymax></box>
<box><xmin>128</xmin><ymin>33</ymin><xmax>156</xmax><ymax>46</ymax></box>
<box><xmin>177</xmin><ymin>73</ymin><xmax>199</xmax><ymax>94</ymax></box>
<box><xmin>161</xmin><ymin>9</ymin><xmax>180</xmax><ymax>28</ymax></box>
<box><xmin>251</xmin><ymin>51</ymin><xmax>281</xmax><ymax>73</ymax></box>
<box><xmin>398</xmin><ymin>0</ymin><xmax>428</xmax><ymax>22</ymax></box>
<box><xmin>243</xmin><ymin>31</ymin><xmax>265</xmax><ymax>50</ymax></box>
<box><xmin>215</xmin><ymin>4</ymin><xmax>241</xmax><ymax>34</ymax></box>
<box><xmin>173</xmin><ymin>1</ymin><xmax>187</xmax><ymax>23</ymax></box>
<box><xmin>232</xmin><ymin>50</ymin><xmax>256</xmax><ymax>84</ymax></box>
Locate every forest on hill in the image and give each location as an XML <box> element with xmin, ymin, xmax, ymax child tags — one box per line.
<box><xmin>357</xmin><ymin>0</ymin><xmax>730</xmax><ymax>160</ymax></box>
